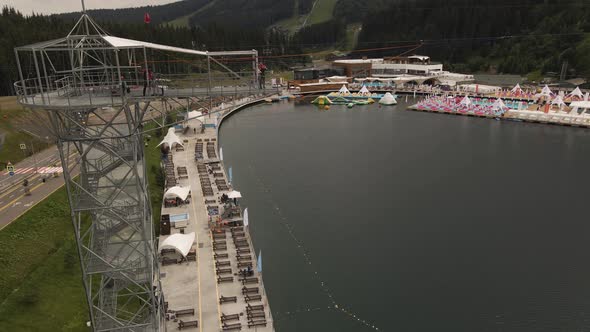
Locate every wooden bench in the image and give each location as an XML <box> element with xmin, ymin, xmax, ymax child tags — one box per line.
<box><xmin>213</xmin><ymin>233</ymin><xmax>226</xmax><ymax>239</ymax></box>
<box><xmin>237</xmin><ymin>255</ymin><xmax>251</xmax><ymax>261</ymax></box>
<box><xmin>247</xmin><ymin>311</ymin><xmax>265</xmax><ymax>319</ymax></box>
<box><xmin>221</xmin><ymin>313</ymin><xmax>240</xmax><ymax>322</ymax></box>
<box><xmin>236</xmin><ymin>248</ymin><xmax>250</xmax><ymax>254</ymax></box>
<box><xmin>219</xmin><ymin>296</ymin><xmax>237</xmax><ymax>304</ymax></box>
<box><xmin>222</xmin><ymin>323</ymin><xmax>241</xmax><ymax>331</ymax></box>
<box><xmin>174</xmin><ymin>308</ymin><xmax>195</xmax><ymax>316</ymax></box>
<box><xmin>214</xmin><ymin>240</ymin><xmax>226</xmax><ymax>246</ymax></box>
<box><xmin>241</xmin><ymin>277</ymin><xmax>258</xmax><ymax>285</ymax></box>
<box><xmin>216</xmin><ymin>268</ymin><xmax>232</xmax><ymax>275</ymax></box>
<box><xmin>161</xmin><ymin>248</ymin><xmax>176</xmax><ymax>255</ymax></box>
<box><xmin>246</xmin><ymin>304</ymin><xmax>264</xmax><ymax>311</ymax></box>
<box><xmin>242</xmin><ymin>286</ymin><xmax>258</xmax><ymax>295</ymax></box>
<box><xmin>214</xmin><ymin>253</ymin><xmax>228</xmax><ymax>259</ymax></box>
<box><xmin>247</xmin><ymin>320</ymin><xmax>267</xmax><ymax>328</ymax></box>
<box><xmin>162</xmin><ymin>257</ymin><xmax>178</xmax><ymax>266</ymax></box>
<box><xmin>231</xmin><ymin>232</ymin><xmax>245</xmax><ymax>238</ymax></box>
<box><xmin>216</xmin><ymin>260</ymin><xmax>231</xmax><ymax>267</ymax></box>
<box><xmin>217</xmin><ymin>276</ymin><xmax>233</xmax><ymax>283</ymax></box>
<box><xmin>230</xmin><ymin>227</ymin><xmax>244</xmax><ymax>232</ymax></box>
<box><xmin>245</xmin><ymin>294</ymin><xmax>262</xmax><ymax>302</ymax></box>
<box><xmin>237</xmin><ymin>261</ymin><xmax>252</xmax><ymax>268</ymax></box>
<box><xmin>178</xmin><ymin>319</ymin><xmax>198</xmax><ymax>329</ymax></box>
<box><xmin>235</xmin><ymin>242</ymin><xmax>249</xmax><ymax>248</ymax></box>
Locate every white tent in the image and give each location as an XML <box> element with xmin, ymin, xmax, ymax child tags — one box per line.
<box><xmin>510</xmin><ymin>83</ymin><xmax>522</xmax><ymax>93</ymax></box>
<box><xmin>187</xmin><ymin>110</ymin><xmax>203</xmax><ymax>120</ymax></box>
<box><xmin>227</xmin><ymin>190</ymin><xmax>242</xmax><ymax>199</ymax></box>
<box><xmin>551</xmin><ymin>95</ymin><xmax>565</xmax><ymax>107</ymax></box>
<box><xmin>378</xmin><ymin>92</ymin><xmax>397</xmax><ymax>105</ymax></box>
<box><xmin>491</xmin><ymin>98</ymin><xmax>507</xmax><ymax>110</ymax></box>
<box><xmin>359</xmin><ymin>85</ymin><xmax>371</xmax><ymax>95</ymax></box>
<box><xmin>540</xmin><ymin>85</ymin><xmax>553</xmax><ymax>96</ymax></box>
<box><xmin>164</xmin><ymin>186</ymin><xmax>191</xmax><ymax>201</ymax></box>
<box><xmin>157</xmin><ymin>127</ymin><xmax>183</xmax><ymax>148</ymax></box>
<box><xmin>338</xmin><ymin>85</ymin><xmax>350</xmax><ymax>95</ymax></box>
<box><xmin>159</xmin><ymin>232</ymin><xmax>195</xmax><ymax>257</ymax></box>
<box><xmin>459</xmin><ymin>96</ymin><xmax>472</xmax><ymax>106</ymax></box>
<box><xmin>567</xmin><ymin>86</ymin><xmax>584</xmax><ymax>99</ymax></box>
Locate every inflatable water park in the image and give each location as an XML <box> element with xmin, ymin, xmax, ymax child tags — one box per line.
<box><xmin>312</xmin><ymin>85</ymin><xmax>397</xmax><ymax>108</ymax></box>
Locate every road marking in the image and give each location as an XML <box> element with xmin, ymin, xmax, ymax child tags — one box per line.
<box><xmin>12</xmin><ymin>202</ymin><xmax>22</xmax><ymax>207</ymax></box>
<box><xmin>0</xmin><ymin>182</ymin><xmax>44</xmax><ymax>213</ymax></box>
<box><xmin>8</xmin><ymin>194</ymin><xmax>14</xmax><ymax>198</ymax></box>
<box><xmin>24</xmin><ymin>202</ymin><xmax>34</xmax><ymax>207</ymax></box>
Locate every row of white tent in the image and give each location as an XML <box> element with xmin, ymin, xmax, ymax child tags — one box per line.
<box><xmin>510</xmin><ymin>83</ymin><xmax>587</xmax><ymax>100</ymax></box>
<box><xmin>338</xmin><ymin>85</ymin><xmax>371</xmax><ymax>95</ymax></box>
<box><xmin>458</xmin><ymin>96</ymin><xmax>507</xmax><ymax>111</ymax></box>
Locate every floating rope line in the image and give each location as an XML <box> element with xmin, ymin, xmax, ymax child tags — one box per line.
<box><xmin>247</xmin><ymin>164</ymin><xmax>382</xmax><ymax>331</ymax></box>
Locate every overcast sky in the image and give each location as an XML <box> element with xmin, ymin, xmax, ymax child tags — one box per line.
<box><xmin>0</xmin><ymin>0</ymin><xmax>178</xmax><ymax>15</ymax></box>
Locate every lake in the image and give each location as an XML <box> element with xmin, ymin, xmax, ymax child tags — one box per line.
<box><xmin>220</xmin><ymin>97</ymin><xmax>590</xmax><ymax>331</ymax></box>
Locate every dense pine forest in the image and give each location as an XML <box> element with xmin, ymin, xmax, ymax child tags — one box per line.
<box><xmin>356</xmin><ymin>0</ymin><xmax>590</xmax><ymax>79</ymax></box>
<box><xmin>2</xmin><ymin>0</ymin><xmax>590</xmax><ymax>95</ymax></box>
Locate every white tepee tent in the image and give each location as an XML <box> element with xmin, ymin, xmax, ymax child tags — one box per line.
<box><xmin>491</xmin><ymin>98</ymin><xmax>506</xmax><ymax>111</ymax></box>
<box><xmin>510</xmin><ymin>83</ymin><xmax>522</xmax><ymax>94</ymax></box>
<box><xmin>540</xmin><ymin>85</ymin><xmax>553</xmax><ymax>96</ymax></box>
<box><xmin>567</xmin><ymin>86</ymin><xmax>584</xmax><ymax>99</ymax></box>
<box><xmin>359</xmin><ymin>85</ymin><xmax>371</xmax><ymax>96</ymax></box>
<box><xmin>459</xmin><ymin>96</ymin><xmax>472</xmax><ymax>106</ymax></box>
<box><xmin>338</xmin><ymin>85</ymin><xmax>350</xmax><ymax>95</ymax></box>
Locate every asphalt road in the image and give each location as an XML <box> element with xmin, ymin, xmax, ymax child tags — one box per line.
<box><xmin>0</xmin><ymin>147</ymin><xmax>78</xmax><ymax>230</ymax></box>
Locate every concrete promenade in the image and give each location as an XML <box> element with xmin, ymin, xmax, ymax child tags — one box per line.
<box><xmin>159</xmin><ymin>97</ymin><xmax>274</xmax><ymax>331</ymax></box>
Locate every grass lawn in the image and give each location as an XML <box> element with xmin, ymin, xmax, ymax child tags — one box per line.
<box><xmin>0</xmin><ymin>126</ymin><xmax>165</xmax><ymax>331</ymax></box>
<box><xmin>0</xmin><ymin>96</ymin><xmax>48</xmax><ymax>167</ymax></box>
<box><xmin>0</xmin><ymin>187</ymin><xmax>89</xmax><ymax>331</ymax></box>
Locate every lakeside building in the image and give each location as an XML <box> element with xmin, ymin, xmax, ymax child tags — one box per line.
<box><xmin>291</xmin><ymin>55</ymin><xmax>474</xmax><ymax>92</ymax></box>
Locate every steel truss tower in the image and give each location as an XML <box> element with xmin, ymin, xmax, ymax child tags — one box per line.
<box><xmin>13</xmin><ymin>11</ymin><xmax>261</xmax><ymax>331</ymax></box>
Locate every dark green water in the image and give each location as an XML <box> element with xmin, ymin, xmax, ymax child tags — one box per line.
<box><xmin>220</xmin><ymin>97</ymin><xmax>590</xmax><ymax>332</ymax></box>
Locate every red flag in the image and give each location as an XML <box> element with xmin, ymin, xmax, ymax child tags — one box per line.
<box><xmin>144</xmin><ymin>13</ymin><xmax>151</xmax><ymax>24</ymax></box>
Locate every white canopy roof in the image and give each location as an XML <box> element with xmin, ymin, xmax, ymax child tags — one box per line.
<box><xmin>459</xmin><ymin>96</ymin><xmax>472</xmax><ymax>106</ymax></box>
<box><xmin>551</xmin><ymin>95</ymin><xmax>565</xmax><ymax>106</ymax></box>
<box><xmin>510</xmin><ymin>84</ymin><xmax>522</xmax><ymax>93</ymax></box>
<box><xmin>568</xmin><ymin>86</ymin><xmax>584</xmax><ymax>98</ymax></box>
<box><xmin>359</xmin><ymin>85</ymin><xmax>370</xmax><ymax>94</ymax></box>
<box><xmin>104</xmin><ymin>36</ymin><xmax>207</xmax><ymax>56</ymax></box>
<box><xmin>491</xmin><ymin>98</ymin><xmax>507</xmax><ymax>110</ymax></box>
<box><xmin>338</xmin><ymin>85</ymin><xmax>350</xmax><ymax>94</ymax></box>
<box><xmin>157</xmin><ymin>127</ymin><xmax>183</xmax><ymax>148</ymax></box>
<box><xmin>164</xmin><ymin>186</ymin><xmax>191</xmax><ymax>201</ymax></box>
<box><xmin>326</xmin><ymin>76</ymin><xmax>349</xmax><ymax>83</ymax></box>
<box><xmin>187</xmin><ymin>110</ymin><xmax>203</xmax><ymax>120</ymax></box>
<box><xmin>227</xmin><ymin>190</ymin><xmax>242</xmax><ymax>199</ymax></box>
<box><xmin>160</xmin><ymin>232</ymin><xmax>195</xmax><ymax>257</ymax></box>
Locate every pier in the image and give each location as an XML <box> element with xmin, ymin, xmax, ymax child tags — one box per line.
<box><xmin>158</xmin><ymin>98</ymin><xmax>274</xmax><ymax>332</ymax></box>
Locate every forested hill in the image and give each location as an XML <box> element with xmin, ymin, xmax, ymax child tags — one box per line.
<box><xmin>357</xmin><ymin>0</ymin><xmax>590</xmax><ymax>79</ymax></box>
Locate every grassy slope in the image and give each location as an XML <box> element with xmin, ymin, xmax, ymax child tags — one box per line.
<box><xmin>167</xmin><ymin>0</ymin><xmax>220</xmax><ymax>28</ymax></box>
<box><xmin>0</xmin><ymin>188</ymin><xmax>88</xmax><ymax>331</ymax></box>
<box><xmin>0</xmin><ymin>128</ymin><xmax>164</xmax><ymax>331</ymax></box>
<box><xmin>0</xmin><ymin>97</ymin><xmax>47</xmax><ymax>166</ymax></box>
<box><xmin>306</xmin><ymin>0</ymin><xmax>338</xmax><ymax>25</ymax></box>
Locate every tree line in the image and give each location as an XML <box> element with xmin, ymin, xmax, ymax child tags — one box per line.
<box><xmin>355</xmin><ymin>0</ymin><xmax>590</xmax><ymax>79</ymax></box>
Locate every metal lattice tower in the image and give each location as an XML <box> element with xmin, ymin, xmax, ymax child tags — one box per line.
<box><xmin>13</xmin><ymin>11</ymin><xmax>263</xmax><ymax>331</ymax></box>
